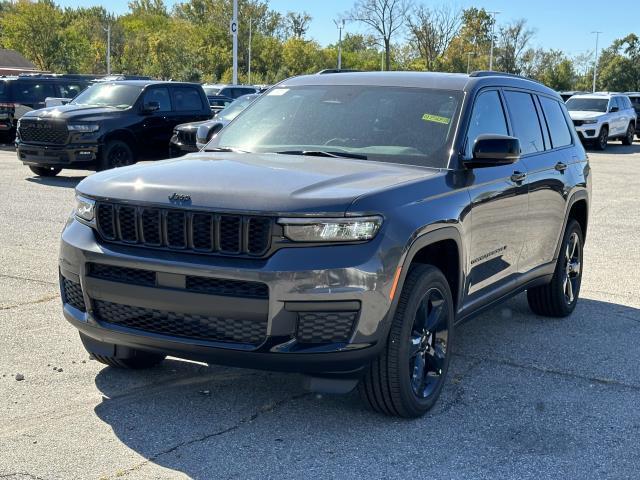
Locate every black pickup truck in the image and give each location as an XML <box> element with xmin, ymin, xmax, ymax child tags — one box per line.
<box><xmin>16</xmin><ymin>80</ymin><xmax>211</xmax><ymax>176</ymax></box>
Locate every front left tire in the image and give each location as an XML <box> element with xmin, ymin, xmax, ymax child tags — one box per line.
<box><xmin>622</xmin><ymin>123</ymin><xmax>635</xmax><ymax>145</ymax></box>
<box><xmin>359</xmin><ymin>264</ymin><xmax>454</xmax><ymax>418</ymax></box>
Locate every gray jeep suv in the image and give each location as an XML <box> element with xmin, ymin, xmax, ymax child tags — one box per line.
<box><xmin>60</xmin><ymin>71</ymin><xmax>590</xmax><ymax>417</ymax></box>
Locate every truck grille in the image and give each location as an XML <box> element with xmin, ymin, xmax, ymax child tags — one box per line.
<box><xmin>18</xmin><ymin>118</ymin><xmax>68</xmax><ymax>145</ymax></box>
<box><xmin>177</xmin><ymin>129</ymin><xmax>197</xmax><ymax>146</ymax></box>
<box><xmin>95</xmin><ymin>202</ymin><xmax>273</xmax><ymax>257</ymax></box>
<box><xmin>93</xmin><ymin>300</ymin><xmax>267</xmax><ymax>344</ymax></box>
<box><xmin>572</xmin><ymin>120</ymin><xmax>585</xmax><ymax>127</ymax></box>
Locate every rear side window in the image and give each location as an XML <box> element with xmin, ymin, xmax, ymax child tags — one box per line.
<box><xmin>0</xmin><ymin>81</ymin><xmax>6</xmax><ymax>98</ymax></box>
<box><xmin>465</xmin><ymin>90</ymin><xmax>508</xmax><ymax>157</ymax></box>
<box><xmin>539</xmin><ymin>96</ymin><xmax>572</xmax><ymax>148</ymax></box>
<box><xmin>504</xmin><ymin>91</ymin><xmax>544</xmax><ymax>155</ymax></box>
<box><xmin>172</xmin><ymin>87</ymin><xmax>203</xmax><ymax>111</ymax></box>
<box><xmin>59</xmin><ymin>82</ymin><xmax>86</xmax><ymax>99</ymax></box>
<box><xmin>11</xmin><ymin>81</ymin><xmax>56</xmax><ymax>103</ymax></box>
<box><xmin>143</xmin><ymin>87</ymin><xmax>171</xmax><ymax>112</ymax></box>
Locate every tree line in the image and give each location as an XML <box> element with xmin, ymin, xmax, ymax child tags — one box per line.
<box><xmin>1</xmin><ymin>0</ymin><xmax>639</xmax><ymax>92</ymax></box>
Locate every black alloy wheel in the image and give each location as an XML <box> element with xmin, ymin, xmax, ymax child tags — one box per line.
<box><xmin>29</xmin><ymin>165</ymin><xmax>62</xmax><ymax>177</ymax></box>
<box><xmin>359</xmin><ymin>264</ymin><xmax>454</xmax><ymax>417</ymax></box>
<box><xmin>622</xmin><ymin>123</ymin><xmax>635</xmax><ymax>146</ymax></box>
<box><xmin>100</xmin><ymin>140</ymin><xmax>134</xmax><ymax>171</ymax></box>
<box><xmin>595</xmin><ymin>126</ymin><xmax>608</xmax><ymax>150</ymax></box>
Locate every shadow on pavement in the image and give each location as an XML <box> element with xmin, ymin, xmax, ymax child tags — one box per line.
<box><xmin>25</xmin><ymin>175</ymin><xmax>85</xmax><ymax>188</ymax></box>
<box><xmin>588</xmin><ymin>142</ymin><xmax>640</xmax><ymax>154</ymax></box>
<box><xmin>90</xmin><ymin>296</ymin><xmax>640</xmax><ymax>478</ymax></box>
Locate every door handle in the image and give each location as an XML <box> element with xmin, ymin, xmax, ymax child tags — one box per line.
<box><xmin>555</xmin><ymin>162</ymin><xmax>568</xmax><ymax>172</ymax></box>
<box><xmin>510</xmin><ymin>171</ymin><xmax>527</xmax><ymax>183</ymax></box>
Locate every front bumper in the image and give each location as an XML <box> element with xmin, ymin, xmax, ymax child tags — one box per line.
<box><xmin>59</xmin><ymin>219</ymin><xmax>395</xmax><ymax>374</ymax></box>
<box><xmin>17</xmin><ymin>142</ymin><xmax>99</xmax><ymax>167</ymax></box>
<box><xmin>574</xmin><ymin>123</ymin><xmax>600</xmax><ymax>140</ymax></box>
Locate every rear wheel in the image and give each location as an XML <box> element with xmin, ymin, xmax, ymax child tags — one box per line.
<box><xmin>359</xmin><ymin>264</ymin><xmax>454</xmax><ymax>418</ymax></box>
<box><xmin>622</xmin><ymin>123</ymin><xmax>635</xmax><ymax>145</ymax></box>
<box><xmin>29</xmin><ymin>165</ymin><xmax>61</xmax><ymax>177</ymax></box>
<box><xmin>99</xmin><ymin>140</ymin><xmax>134</xmax><ymax>171</ymax></box>
<box><xmin>594</xmin><ymin>126</ymin><xmax>608</xmax><ymax>150</ymax></box>
<box><xmin>527</xmin><ymin>219</ymin><xmax>583</xmax><ymax>317</ymax></box>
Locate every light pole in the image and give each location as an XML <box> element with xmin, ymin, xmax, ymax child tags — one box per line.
<box><xmin>592</xmin><ymin>31</ymin><xmax>602</xmax><ymax>93</ymax></box>
<box><xmin>488</xmin><ymin>11</ymin><xmax>500</xmax><ymax>71</ymax></box>
<box><xmin>231</xmin><ymin>0</ymin><xmax>238</xmax><ymax>85</ymax></box>
<box><xmin>334</xmin><ymin>19</ymin><xmax>345</xmax><ymax>70</ymax></box>
<box><xmin>466</xmin><ymin>52</ymin><xmax>476</xmax><ymax>74</ymax></box>
<box><xmin>103</xmin><ymin>24</ymin><xmax>111</xmax><ymax>75</ymax></box>
<box><xmin>248</xmin><ymin>18</ymin><xmax>252</xmax><ymax>84</ymax></box>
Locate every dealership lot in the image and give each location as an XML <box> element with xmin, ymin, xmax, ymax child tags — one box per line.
<box><xmin>1</xmin><ymin>145</ymin><xmax>639</xmax><ymax>479</ymax></box>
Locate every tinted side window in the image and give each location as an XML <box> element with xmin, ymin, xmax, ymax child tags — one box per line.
<box><xmin>143</xmin><ymin>87</ymin><xmax>171</xmax><ymax>112</ymax></box>
<box><xmin>59</xmin><ymin>82</ymin><xmax>86</xmax><ymax>99</ymax></box>
<box><xmin>465</xmin><ymin>90</ymin><xmax>508</xmax><ymax>157</ymax></box>
<box><xmin>172</xmin><ymin>87</ymin><xmax>203</xmax><ymax>111</ymax></box>
<box><xmin>623</xmin><ymin>97</ymin><xmax>633</xmax><ymax>109</ymax></box>
<box><xmin>12</xmin><ymin>81</ymin><xmax>56</xmax><ymax>103</ymax></box>
<box><xmin>504</xmin><ymin>91</ymin><xmax>544</xmax><ymax>155</ymax></box>
<box><xmin>539</xmin><ymin>96</ymin><xmax>572</xmax><ymax>148</ymax></box>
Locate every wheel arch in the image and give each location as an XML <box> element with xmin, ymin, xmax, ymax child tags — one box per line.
<box><xmin>102</xmin><ymin>129</ymin><xmax>138</xmax><ymax>158</ymax></box>
<box><xmin>554</xmin><ymin>190</ymin><xmax>589</xmax><ymax>261</ymax></box>
<box><xmin>393</xmin><ymin>226</ymin><xmax>465</xmax><ymax>315</ymax></box>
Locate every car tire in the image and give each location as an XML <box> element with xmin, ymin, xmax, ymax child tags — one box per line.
<box><xmin>594</xmin><ymin>126</ymin><xmax>608</xmax><ymax>150</ymax></box>
<box><xmin>99</xmin><ymin>140</ymin><xmax>134</xmax><ymax>171</ymax></box>
<box><xmin>29</xmin><ymin>165</ymin><xmax>62</xmax><ymax>177</ymax></box>
<box><xmin>527</xmin><ymin>219</ymin><xmax>584</xmax><ymax>317</ymax></box>
<box><xmin>359</xmin><ymin>264</ymin><xmax>454</xmax><ymax>418</ymax></box>
<box><xmin>622</xmin><ymin>123</ymin><xmax>635</xmax><ymax>145</ymax></box>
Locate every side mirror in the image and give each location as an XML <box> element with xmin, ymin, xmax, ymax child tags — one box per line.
<box><xmin>609</xmin><ymin>106</ymin><xmax>619</xmax><ymax>113</ymax></box>
<box><xmin>142</xmin><ymin>101</ymin><xmax>160</xmax><ymax>113</ymax></box>
<box><xmin>464</xmin><ymin>134</ymin><xmax>520</xmax><ymax>168</ymax></box>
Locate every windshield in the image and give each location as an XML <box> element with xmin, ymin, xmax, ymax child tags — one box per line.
<box><xmin>203</xmin><ymin>86</ymin><xmax>221</xmax><ymax>96</ymax></box>
<box><xmin>218</xmin><ymin>95</ymin><xmax>258</xmax><ymax>121</ymax></box>
<box><xmin>71</xmin><ymin>83</ymin><xmax>142</xmax><ymax>109</ymax></box>
<box><xmin>566</xmin><ymin>97</ymin><xmax>608</xmax><ymax>113</ymax></box>
<box><xmin>207</xmin><ymin>85</ymin><xmax>462</xmax><ymax>168</ymax></box>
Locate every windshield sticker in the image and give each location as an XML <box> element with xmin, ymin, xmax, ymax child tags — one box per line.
<box><xmin>422</xmin><ymin>113</ymin><xmax>450</xmax><ymax>125</ymax></box>
<box><xmin>268</xmin><ymin>88</ymin><xmax>289</xmax><ymax>96</ymax></box>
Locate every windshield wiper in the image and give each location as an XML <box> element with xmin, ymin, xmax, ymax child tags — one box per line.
<box><xmin>204</xmin><ymin>146</ymin><xmax>251</xmax><ymax>153</ymax></box>
<box><xmin>275</xmin><ymin>150</ymin><xmax>368</xmax><ymax>160</ymax></box>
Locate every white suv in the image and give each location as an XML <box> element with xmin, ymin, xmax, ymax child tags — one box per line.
<box><xmin>566</xmin><ymin>93</ymin><xmax>636</xmax><ymax>150</ymax></box>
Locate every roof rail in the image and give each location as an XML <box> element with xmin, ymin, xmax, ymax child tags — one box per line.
<box><xmin>469</xmin><ymin>70</ymin><xmax>545</xmax><ymax>86</ymax></box>
<box><xmin>316</xmin><ymin>69</ymin><xmax>361</xmax><ymax>74</ymax></box>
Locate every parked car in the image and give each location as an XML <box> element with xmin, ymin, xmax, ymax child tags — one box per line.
<box><xmin>170</xmin><ymin>93</ymin><xmax>261</xmax><ymax>156</ymax></box>
<box><xmin>623</xmin><ymin>92</ymin><xmax>640</xmax><ymax>138</ymax></box>
<box><xmin>16</xmin><ymin>80</ymin><xmax>212</xmax><ymax>176</ymax></box>
<box><xmin>207</xmin><ymin>95</ymin><xmax>234</xmax><ymax>114</ymax></box>
<box><xmin>0</xmin><ymin>74</ymin><xmax>91</xmax><ymax>140</ymax></box>
<box><xmin>59</xmin><ymin>71</ymin><xmax>590</xmax><ymax>417</ymax></box>
<box><xmin>196</xmin><ymin>93</ymin><xmax>260</xmax><ymax>149</ymax></box>
<box><xmin>558</xmin><ymin>90</ymin><xmax>588</xmax><ymax>102</ymax></box>
<box><xmin>566</xmin><ymin>93</ymin><xmax>636</xmax><ymax>150</ymax></box>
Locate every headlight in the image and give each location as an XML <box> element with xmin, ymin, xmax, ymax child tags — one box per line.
<box><xmin>279</xmin><ymin>216</ymin><xmax>382</xmax><ymax>242</ymax></box>
<box><xmin>74</xmin><ymin>195</ymin><xmax>95</xmax><ymax>222</ymax></box>
<box><xmin>582</xmin><ymin>120</ymin><xmax>597</xmax><ymax>124</ymax></box>
<box><xmin>67</xmin><ymin>123</ymin><xmax>99</xmax><ymax>132</ymax></box>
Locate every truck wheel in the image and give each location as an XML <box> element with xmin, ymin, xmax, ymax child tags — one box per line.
<box><xmin>622</xmin><ymin>123</ymin><xmax>635</xmax><ymax>145</ymax></box>
<box><xmin>527</xmin><ymin>219</ymin><xmax>583</xmax><ymax>317</ymax></box>
<box><xmin>594</xmin><ymin>126</ymin><xmax>608</xmax><ymax>150</ymax></box>
<box><xmin>99</xmin><ymin>140</ymin><xmax>134</xmax><ymax>171</ymax></box>
<box><xmin>359</xmin><ymin>264</ymin><xmax>454</xmax><ymax>418</ymax></box>
<box><xmin>29</xmin><ymin>165</ymin><xmax>61</xmax><ymax>177</ymax></box>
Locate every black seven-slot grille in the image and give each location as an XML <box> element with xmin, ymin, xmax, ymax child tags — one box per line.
<box><xmin>96</xmin><ymin>202</ymin><xmax>272</xmax><ymax>256</ymax></box>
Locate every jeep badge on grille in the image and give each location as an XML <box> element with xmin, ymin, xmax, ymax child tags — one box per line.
<box><xmin>168</xmin><ymin>193</ymin><xmax>191</xmax><ymax>203</ymax></box>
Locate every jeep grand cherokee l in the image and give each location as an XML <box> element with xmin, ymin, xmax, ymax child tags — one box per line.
<box><xmin>16</xmin><ymin>80</ymin><xmax>211</xmax><ymax>176</ymax></box>
<box><xmin>59</xmin><ymin>71</ymin><xmax>590</xmax><ymax>417</ymax></box>
<box><xmin>566</xmin><ymin>93</ymin><xmax>636</xmax><ymax>150</ymax></box>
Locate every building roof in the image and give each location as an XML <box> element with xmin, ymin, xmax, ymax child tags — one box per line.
<box><xmin>0</xmin><ymin>49</ymin><xmax>36</xmax><ymax>70</ymax></box>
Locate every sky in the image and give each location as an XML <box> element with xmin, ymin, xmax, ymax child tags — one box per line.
<box><xmin>56</xmin><ymin>0</ymin><xmax>634</xmax><ymax>58</ymax></box>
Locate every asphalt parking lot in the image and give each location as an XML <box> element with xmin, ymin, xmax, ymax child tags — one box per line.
<box><xmin>1</xmin><ymin>144</ymin><xmax>639</xmax><ymax>480</ymax></box>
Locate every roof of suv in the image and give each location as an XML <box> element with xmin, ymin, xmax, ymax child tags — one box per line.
<box><xmin>570</xmin><ymin>93</ymin><xmax>623</xmax><ymax>100</ymax></box>
<box><xmin>280</xmin><ymin>71</ymin><xmax>559</xmax><ymax>98</ymax></box>
<box><xmin>98</xmin><ymin>80</ymin><xmax>202</xmax><ymax>88</ymax></box>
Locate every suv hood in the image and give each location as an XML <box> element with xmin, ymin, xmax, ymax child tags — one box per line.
<box><xmin>22</xmin><ymin>104</ymin><xmax>126</xmax><ymax>122</ymax></box>
<box><xmin>568</xmin><ymin>110</ymin><xmax>605</xmax><ymax>121</ymax></box>
<box><xmin>77</xmin><ymin>152</ymin><xmax>438</xmax><ymax>215</ymax></box>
